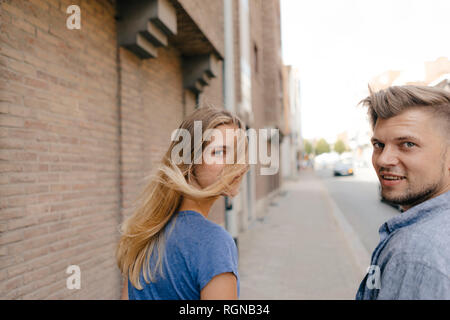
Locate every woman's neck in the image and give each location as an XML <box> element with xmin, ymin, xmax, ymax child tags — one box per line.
<box><xmin>177</xmin><ymin>196</ymin><xmax>218</xmax><ymax>218</ymax></box>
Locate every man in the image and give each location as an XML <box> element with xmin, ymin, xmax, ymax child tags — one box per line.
<box><xmin>356</xmin><ymin>85</ymin><xmax>450</xmax><ymax>300</ymax></box>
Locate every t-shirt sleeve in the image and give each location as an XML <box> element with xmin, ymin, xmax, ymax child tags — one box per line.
<box><xmin>195</xmin><ymin>226</ymin><xmax>239</xmax><ymax>293</ymax></box>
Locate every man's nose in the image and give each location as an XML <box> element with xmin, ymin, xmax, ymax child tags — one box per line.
<box><xmin>374</xmin><ymin>146</ymin><xmax>399</xmax><ymax>167</ymax></box>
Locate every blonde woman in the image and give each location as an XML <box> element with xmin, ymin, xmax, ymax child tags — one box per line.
<box><xmin>116</xmin><ymin>107</ymin><xmax>249</xmax><ymax>300</ymax></box>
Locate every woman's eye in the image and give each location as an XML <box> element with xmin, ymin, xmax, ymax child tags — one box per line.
<box><xmin>213</xmin><ymin>150</ymin><xmax>224</xmax><ymax>156</ymax></box>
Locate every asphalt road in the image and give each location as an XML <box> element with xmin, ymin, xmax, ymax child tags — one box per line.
<box><xmin>315</xmin><ymin>166</ymin><xmax>400</xmax><ymax>254</ymax></box>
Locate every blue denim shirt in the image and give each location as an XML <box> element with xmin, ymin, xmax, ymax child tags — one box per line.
<box><xmin>356</xmin><ymin>190</ymin><xmax>450</xmax><ymax>300</ymax></box>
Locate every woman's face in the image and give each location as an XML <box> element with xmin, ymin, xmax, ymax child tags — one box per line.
<box><xmin>193</xmin><ymin>123</ymin><xmax>247</xmax><ymax>198</ymax></box>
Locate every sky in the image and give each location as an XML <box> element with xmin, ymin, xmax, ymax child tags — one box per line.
<box><xmin>280</xmin><ymin>0</ymin><xmax>450</xmax><ymax>142</ymax></box>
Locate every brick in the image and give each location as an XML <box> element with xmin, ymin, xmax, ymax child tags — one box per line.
<box><xmin>50</xmin><ymin>183</ymin><xmax>71</xmax><ymax>192</ymax></box>
<box><xmin>38</xmin><ymin>173</ymin><xmax>59</xmax><ymax>183</ymax></box>
<box><xmin>3</xmin><ymin>275</ymin><xmax>24</xmax><ymax>292</ymax></box>
<box><xmin>0</xmin><ymin>184</ymin><xmax>25</xmax><ymax>196</ymax></box>
<box><xmin>0</xmin><ymin>66</ymin><xmax>24</xmax><ymax>83</ymax></box>
<box><xmin>23</xmin><ymin>141</ymin><xmax>49</xmax><ymax>152</ymax></box>
<box><xmin>1</xmin><ymin>3</ymin><xmax>26</xmax><ymax>18</ymax></box>
<box><xmin>24</xmin><ymin>13</ymin><xmax>50</xmax><ymax>33</ymax></box>
<box><xmin>24</xmin><ymin>203</ymin><xmax>51</xmax><ymax>215</ymax></box>
<box><xmin>23</xmin><ymin>266</ymin><xmax>50</xmax><ymax>285</ymax></box>
<box><xmin>23</xmin><ymin>119</ymin><xmax>48</xmax><ymax>131</ymax></box>
<box><xmin>38</xmin><ymin>154</ymin><xmax>60</xmax><ymax>163</ymax></box>
<box><xmin>14</xmin><ymin>18</ymin><xmax>36</xmax><ymax>35</ymax></box>
<box><xmin>28</xmin><ymin>0</ymin><xmax>51</xmax><ymax>11</ymax></box>
<box><xmin>0</xmin><ymin>127</ymin><xmax>8</xmax><ymax>138</ymax></box>
<box><xmin>0</xmin><ymin>175</ymin><xmax>9</xmax><ymax>185</ymax></box>
<box><xmin>36</xmin><ymin>28</ymin><xmax>60</xmax><ymax>46</ymax></box>
<box><xmin>50</xmin><ymin>164</ymin><xmax>72</xmax><ymax>172</ymax></box>
<box><xmin>23</xmin><ymin>76</ymin><xmax>49</xmax><ymax>90</ymax></box>
<box><xmin>8</xmin><ymin>216</ymin><xmax>38</xmax><ymax>231</ymax></box>
<box><xmin>9</xmin><ymin>173</ymin><xmax>36</xmax><ymax>183</ymax></box>
<box><xmin>23</xmin><ymin>224</ymin><xmax>49</xmax><ymax>238</ymax></box>
<box><xmin>0</xmin><ymin>114</ymin><xmax>24</xmax><ymax>127</ymax></box>
<box><xmin>25</xmin><ymin>184</ymin><xmax>48</xmax><ymax>194</ymax></box>
<box><xmin>7</xmin><ymin>194</ymin><xmax>38</xmax><ymax>208</ymax></box>
<box><xmin>0</xmin><ymin>230</ymin><xmax>24</xmax><ymax>246</ymax></box>
<box><xmin>0</xmin><ymin>270</ymin><xmax>7</xmax><ymax>282</ymax></box>
<box><xmin>23</xmin><ymin>245</ymin><xmax>50</xmax><ymax>262</ymax></box>
<box><xmin>10</xmin><ymin>151</ymin><xmax>38</xmax><ymax>161</ymax></box>
<box><xmin>6</xmin><ymin>263</ymin><xmax>28</xmax><ymax>278</ymax></box>
<box><xmin>8</xmin><ymin>128</ymin><xmax>37</xmax><ymax>140</ymax></box>
<box><xmin>37</xmin><ymin>213</ymin><xmax>60</xmax><ymax>224</ymax></box>
<box><xmin>0</xmin><ymin>162</ymin><xmax>23</xmax><ymax>173</ymax></box>
<box><xmin>0</xmin><ymin>56</ymin><xmax>35</xmax><ymax>75</ymax></box>
<box><xmin>38</xmin><ymin>193</ymin><xmax>61</xmax><ymax>202</ymax></box>
<box><xmin>0</xmin><ymin>91</ymin><xmax>23</xmax><ymax>105</ymax></box>
<box><xmin>0</xmin><ymin>137</ymin><xmax>24</xmax><ymax>150</ymax></box>
<box><xmin>8</xmin><ymin>105</ymin><xmax>33</xmax><ymax>118</ymax></box>
<box><xmin>0</xmin><ymin>208</ymin><xmax>27</xmax><ymax>220</ymax></box>
<box><xmin>0</xmin><ymin>45</ymin><xmax>24</xmax><ymax>60</ymax></box>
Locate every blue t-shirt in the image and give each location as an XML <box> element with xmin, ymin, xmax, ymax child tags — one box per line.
<box><xmin>128</xmin><ymin>210</ymin><xmax>240</xmax><ymax>300</ymax></box>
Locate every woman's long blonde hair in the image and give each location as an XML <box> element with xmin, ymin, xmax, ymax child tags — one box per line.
<box><xmin>116</xmin><ymin>107</ymin><xmax>248</xmax><ymax>289</ymax></box>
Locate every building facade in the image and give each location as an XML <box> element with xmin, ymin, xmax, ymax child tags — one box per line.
<box><xmin>0</xmin><ymin>0</ymin><xmax>283</xmax><ymax>299</ymax></box>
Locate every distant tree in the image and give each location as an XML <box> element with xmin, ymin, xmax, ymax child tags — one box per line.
<box><xmin>315</xmin><ymin>138</ymin><xmax>331</xmax><ymax>155</ymax></box>
<box><xmin>304</xmin><ymin>139</ymin><xmax>314</xmax><ymax>155</ymax></box>
<box><xmin>334</xmin><ymin>139</ymin><xmax>347</xmax><ymax>154</ymax></box>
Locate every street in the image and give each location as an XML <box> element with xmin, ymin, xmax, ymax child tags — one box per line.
<box><xmin>316</xmin><ymin>167</ymin><xmax>400</xmax><ymax>253</ymax></box>
<box><xmin>238</xmin><ymin>166</ymin><xmax>401</xmax><ymax>300</ymax></box>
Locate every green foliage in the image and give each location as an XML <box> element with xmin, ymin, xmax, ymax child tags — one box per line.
<box><xmin>315</xmin><ymin>138</ymin><xmax>331</xmax><ymax>155</ymax></box>
<box><xmin>334</xmin><ymin>139</ymin><xmax>347</xmax><ymax>154</ymax></box>
<box><xmin>304</xmin><ymin>139</ymin><xmax>314</xmax><ymax>155</ymax></box>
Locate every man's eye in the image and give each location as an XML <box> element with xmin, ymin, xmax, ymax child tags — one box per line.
<box><xmin>403</xmin><ymin>142</ymin><xmax>416</xmax><ymax>148</ymax></box>
<box><xmin>213</xmin><ymin>150</ymin><xmax>224</xmax><ymax>156</ymax></box>
<box><xmin>373</xmin><ymin>142</ymin><xmax>384</xmax><ymax>149</ymax></box>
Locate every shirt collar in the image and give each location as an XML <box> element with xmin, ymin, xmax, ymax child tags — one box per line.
<box><xmin>384</xmin><ymin>190</ymin><xmax>450</xmax><ymax>234</ymax></box>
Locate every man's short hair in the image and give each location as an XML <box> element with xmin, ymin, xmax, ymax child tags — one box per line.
<box><xmin>360</xmin><ymin>85</ymin><xmax>450</xmax><ymax>132</ymax></box>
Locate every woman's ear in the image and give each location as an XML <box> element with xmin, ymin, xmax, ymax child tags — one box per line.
<box><xmin>188</xmin><ymin>166</ymin><xmax>202</xmax><ymax>189</ymax></box>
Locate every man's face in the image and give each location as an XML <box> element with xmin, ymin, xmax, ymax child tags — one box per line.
<box><xmin>371</xmin><ymin>108</ymin><xmax>450</xmax><ymax>209</ymax></box>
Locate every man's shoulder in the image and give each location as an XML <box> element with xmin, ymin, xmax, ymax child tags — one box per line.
<box><xmin>381</xmin><ymin>211</ymin><xmax>450</xmax><ymax>272</ymax></box>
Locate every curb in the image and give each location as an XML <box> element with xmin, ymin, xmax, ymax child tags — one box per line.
<box><xmin>317</xmin><ymin>177</ymin><xmax>371</xmax><ymax>277</ymax></box>
<box><xmin>328</xmin><ymin>196</ymin><xmax>371</xmax><ymax>276</ymax></box>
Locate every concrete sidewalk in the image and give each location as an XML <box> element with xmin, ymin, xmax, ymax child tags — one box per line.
<box><xmin>238</xmin><ymin>169</ymin><xmax>366</xmax><ymax>299</ymax></box>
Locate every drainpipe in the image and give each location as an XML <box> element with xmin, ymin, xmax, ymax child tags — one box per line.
<box><xmin>223</xmin><ymin>0</ymin><xmax>238</xmax><ymax>248</ymax></box>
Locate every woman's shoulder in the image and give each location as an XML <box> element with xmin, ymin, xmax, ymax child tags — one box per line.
<box><xmin>172</xmin><ymin>211</ymin><xmax>234</xmax><ymax>244</ymax></box>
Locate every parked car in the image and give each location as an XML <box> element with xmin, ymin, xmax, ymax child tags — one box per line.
<box><xmin>333</xmin><ymin>160</ymin><xmax>354</xmax><ymax>176</ymax></box>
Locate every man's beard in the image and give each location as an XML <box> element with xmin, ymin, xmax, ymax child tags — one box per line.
<box><xmin>381</xmin><ymin>182</ymin><xmax>440</xmax><ymax>207</ymax></box>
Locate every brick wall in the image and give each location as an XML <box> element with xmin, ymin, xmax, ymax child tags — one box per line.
<box><xmin>0</xmin><ymin>0</ymin><xmax>227</xmax><ymax>299</ymax></box>
<box><xmin>260</xmin><ymin>0</ymin><xmax>282</xmax><ymax>197</ymax></box>
<box><xmin>0</xmin><ymin>0</ymin><xmax>121</xmax><ymax>299</ymax></box>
